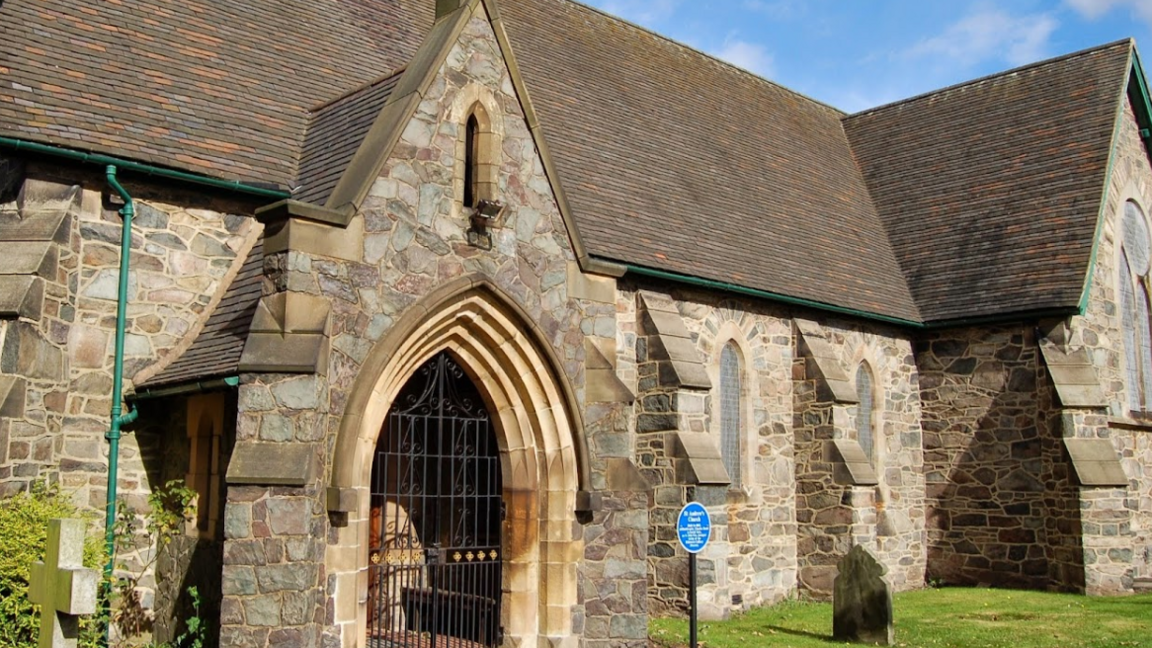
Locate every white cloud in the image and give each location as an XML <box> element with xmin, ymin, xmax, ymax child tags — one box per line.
<box><xmin>905</xmin><ymin>7</ymin><xmax>1059</xmax><ymax>67</ymax></box>
<box><xmin>593</xmin><ymin>0</ymin><xmax>681</xmax><ymax>27</ymax></box>
<box><xmin>1067</xmin><ymin>0</ymin><xmax>1152</xmax><ymax>21</ymax></box>
<box><xmin>713</xmin><ymin>39</ymin><xmax>776</xmax><ymax>78</ymax></box>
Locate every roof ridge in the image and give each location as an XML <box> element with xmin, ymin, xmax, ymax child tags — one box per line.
<box><xmin>308</xmin><ymin>66</ymin><xmax>409</xmax><ymax>116</ymax></box>
<box><xmin>845</xmin><ymin>37</ymin><xmax>1134</xmax><ymax>120</ymax></box>
<box><xmin>561</xmin><ymin>0</ymin><xmax>847</xmax><ymax>116</ymax></box>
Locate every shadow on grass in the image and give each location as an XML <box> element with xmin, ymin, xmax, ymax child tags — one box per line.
<box><xmin>760</xmin><ymin>625</ymin><xmax>840</xmax><ymax>644</ymax></box>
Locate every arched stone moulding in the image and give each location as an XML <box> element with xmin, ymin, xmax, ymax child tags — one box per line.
<box><xmin>327</xmin><ymin>276</ymin><xmax>586</xmax><ymax>648</ymax></box>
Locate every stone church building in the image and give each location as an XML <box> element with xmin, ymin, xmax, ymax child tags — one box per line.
<box><xmin>1</xmin><ymin>0</ymin><xmax>1151</xmax><ymax>646</ymax></box>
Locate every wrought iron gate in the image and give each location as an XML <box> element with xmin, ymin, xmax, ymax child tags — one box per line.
<box><xmin>369</xmin><ymin>352</ymin><xmax>503</xmax><ymax>648</ymax></box>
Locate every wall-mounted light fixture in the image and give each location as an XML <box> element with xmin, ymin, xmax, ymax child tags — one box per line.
<box><xmin>468</xmin><ymin>199</ymin><xmax>506</xmax><ymax>249</ymax></box>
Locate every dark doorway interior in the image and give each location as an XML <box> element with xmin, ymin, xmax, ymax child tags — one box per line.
<box><xmin>368</xmin><ymin>352</ymin><xmax>503</xmax><ymax>648</ymax></box>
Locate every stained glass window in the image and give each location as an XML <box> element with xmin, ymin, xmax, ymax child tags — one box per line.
<box><xmin>720</xmin><ymin>343</ymin><xmax>742</xmax><ymax>487</ymax></box>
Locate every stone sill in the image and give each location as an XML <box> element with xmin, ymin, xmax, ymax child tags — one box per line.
<box><xmin>1106</xmin><ymin>416</ymin><xmax>1152</xmax><ymax>432</ymax></box>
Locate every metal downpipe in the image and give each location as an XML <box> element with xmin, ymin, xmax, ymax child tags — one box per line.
<box><xmin>103</xmin><ymin>165</ymin><xmax>139</xmax><ymax>639</ymax></box>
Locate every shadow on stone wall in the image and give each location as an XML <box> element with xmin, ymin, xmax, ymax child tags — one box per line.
<box><xmin>920</xmin><ymin>327</ymin><xmax>1084</xmax><ymax>591</ymax></box>
<box><xmin>154</xmin><ymin>536</ymin><xmax>224</xmax><ymax>648</ymax></box>
<box><xmin>134</xmin><ymin>393</ymin><xmax>233</xmax><ymax>648</ymax></box>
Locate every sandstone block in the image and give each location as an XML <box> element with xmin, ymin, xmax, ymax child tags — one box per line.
<box><xmin>0</xmin><ymin>276</ymin><xmax>43</xmax><ymax>320</ymax></box>
<box><xmin>2</xmin><ymin>321</ymin><xmax>64</xmax><ymax>380</ymax></box>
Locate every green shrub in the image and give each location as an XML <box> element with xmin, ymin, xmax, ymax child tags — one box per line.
<box><xmin>0</xmin><ymin>483</ymin><xmax>107</xmax><ymax>648</ymax></box>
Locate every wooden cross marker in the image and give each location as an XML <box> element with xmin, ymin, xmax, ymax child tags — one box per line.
<box><xmin>28</xmin><ymin>519</ymin><xmax>99</xmax><ymax>648</ymax></box>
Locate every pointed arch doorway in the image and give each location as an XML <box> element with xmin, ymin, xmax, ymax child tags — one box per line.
<box><xmin>369</xmin><ymin>351</ymin><xmax>503</xmax><ymax>648</ymax></box>
<box><xmin>327</xmin><ymin>278</ymin><xmax>591</xmax><ymax>648</ymax></box>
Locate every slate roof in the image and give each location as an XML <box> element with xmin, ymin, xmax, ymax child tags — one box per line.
<box><xmin>296</xmin><ymin>70</ymin><xmax>406</xmax><ymax>205</ymax></box>
<box><xmin>140</xmin><ymin>240</ymin><xmax>264</xmax><ymax>388</ymax></box>
<box><xmin>499</xmin><ymin>0</ymin><xmax>920</xmax><ymax>322</ymax></box>
<box><xmin>0</xmin><ymin>0</ymin><xmax>432</xmax><ymax>187</ymax></box>
<box><xmin>844</xmin><ymin>41</ymin><xmax>1133</xmax><ymax>323</ymax></box>
<box><xmin>0</xmin><ymin>0</ymin><xmax>1143</xmax><ymax>335</ymax></box>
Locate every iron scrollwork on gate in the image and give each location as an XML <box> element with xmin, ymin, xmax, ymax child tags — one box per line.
<box><xmin>369</xmin><ymin>352</ymin><xmax>503</xmax><ymax>648</ymax></box>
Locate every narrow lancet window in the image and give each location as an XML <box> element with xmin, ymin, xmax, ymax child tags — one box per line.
<box><xmin>464</xmin><ymin>113</ymin><xmax>479</xmax><ymax>208</ymax></box>
<box><xmin>856</xmin><ymin>363</ymin><xmax>874</xmax><ymax>460</ymax></box>
<box><xmin>720</xmin><ymin>342</ymin><xmax>742</xmax><ymax>487</ymax></box>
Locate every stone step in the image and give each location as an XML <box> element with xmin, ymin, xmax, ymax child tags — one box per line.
<box><xmin>1133</xmin><ymin>577</ymin><xmax>1152</xmax><ymax>593</ymax></box>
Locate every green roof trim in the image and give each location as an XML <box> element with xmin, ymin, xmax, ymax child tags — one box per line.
<box><xmin>618</xmin><ymin>261</ymin><xmax>1080</xmax><ymax>331</ymax></box>
<box><xmin>615</xmin><ymin>261</ymin><xmax>923</xmax><ymax>328</ymax></box>
<box><xmin>1130</xmin><ymin>47</ymin><xmax>1152</xmax><ymax>153</ymax></box>
<box><xmin>0</xmin><ymin>136</ymin><xmax>291</xmax><ymax>200</ymax></box>
<box><xmin>129</xmin><ymin>376</ymin><xmax>240</xmax><ymax>402</ymax></box>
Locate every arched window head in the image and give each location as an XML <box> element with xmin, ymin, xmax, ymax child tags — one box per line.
<box><xmin>464</xmin><ymin>113</ymin><xmax>480</xmax><ymax>208</ymax></box>
<box><xmin>856</xmin><ymin>363</ymin><xmax>874</xmax><ymax>460</ymax></box>
<box><xmin>719</xmin><ymin>342</ymin><xmax>742</xmax><ymax>487</ymax></box>
<box><xmin>1121</xmin><ymin>200</ymin><xmax>1152</xmax><ymax>413</ymax></box>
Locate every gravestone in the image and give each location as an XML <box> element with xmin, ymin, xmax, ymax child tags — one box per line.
<box><xmin>832</xmin><ymin>545</ymin><xmax>894</xmax><ymax>646</ymax></box>
<box><xmin>29</xmin><ymin>518</ymin><xmax>99</xmax><ymax>648</ymax></box>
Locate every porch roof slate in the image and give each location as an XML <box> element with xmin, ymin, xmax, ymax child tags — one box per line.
<box><xmin>139</xmin><ymin>239</ymin><xmax>264</xmax><ymax>388</ymax></box>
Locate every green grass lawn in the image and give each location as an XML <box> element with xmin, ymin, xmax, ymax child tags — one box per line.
<box><xmin>649</xmin><ymin>588</ymin><xmax>1152</xmax><ymax>648</ymax></box>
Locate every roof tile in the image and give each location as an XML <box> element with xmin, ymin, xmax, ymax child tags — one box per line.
<box><xmin>844</xmin><ymin>41</ymin><xmax>1132</xmax><ymax>323</ymax></box>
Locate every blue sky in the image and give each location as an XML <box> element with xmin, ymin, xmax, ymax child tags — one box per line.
<box><xmin>579</xmin><ymin>0</ymin><xmax>1150</xmax><ymax>113</ymax></box>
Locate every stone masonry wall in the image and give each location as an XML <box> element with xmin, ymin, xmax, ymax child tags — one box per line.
<box><xmin>222</xmin><ymin>9</ymin><xmax>649</xmax><ymax>648</ymax></box>
<box><xmin>792</xmin><ymin>341</ymin><xmax>851</xmax><ymax>596</ymax></box>
<box><xmin>918</xmin><ymin>324</ymin><xmax>1061</xmax><ymax>589</ymax></box>
<box><xmin>0</xmin><ymin>161</ymin><xmax>260</xmax><ymax>636</ymax></box>
<box><xmin>917</xmin><ymin>99</ymin><xmax>1152</xmax><ymax>595</ymax></box>
<box><xmin>1065</xmin><ymin>94</ymin><xmax>1152</xmax><ymax>592</ymax></box>
<box><xmin>793</xmin><ymin>321</ymin><xmax>925</xmax><ymax>598</ymax></box>
<box><xmin>616</xmin><ymin>283</ymin><xmax>923</xmax><ymax>614</ymax></box>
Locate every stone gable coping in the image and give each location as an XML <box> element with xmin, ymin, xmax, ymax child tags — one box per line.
<box><xmin>795</xmin><ymin>318</ymin><xmax>857</xmax><ymax>403</ymax></box>
<box><xmin>1064</xmin><ymin>438</ymin><xmax>1129</xmax><ymax>487</ymax></box>
<box><xmin>322</xmin><ymin>3</ymin><xmax>475</xmax><ymax>213</ymax></box>
<box><xmin>637</xmin><ymin>290</ymin><xmax>711</xmax><ymax>390</ymax></box>
<box><xmin>1039</xmin><ymin>342</ymin><xmax>1108</xmax><ymax>408</ymax></box>
<box><xmin>226</xmin><ymin>441</ymin><xmax>315</xmax><ymax>486</ymax></box>
<box><xmin>826</xmin><ymin>438</ymin><xmax>879</xmax><ymax>486</ymax></box>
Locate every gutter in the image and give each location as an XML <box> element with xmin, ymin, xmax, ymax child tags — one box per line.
<box><xmin>614</xmin><ymin>261</ymin><xmax>924</xmax><ymax>328</ymax></box>
<box><xmin>615</xmin><ymin>260</ymin><xmax>1081</xmax><ymax>331</ymax></box>
<box><xmin>0</xmin><ymin>136</ymin><xmax>291</xmax><ymax>200</ymax></box>
<box><xmin>102</xmin><ymin>166</ymin><xmax>139</xmax><ymax>634</ymax></box>
<box><xmin>129</xmin><ymin>376</ymin><xmax>240</xmax><ymax>402</ymax></box>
